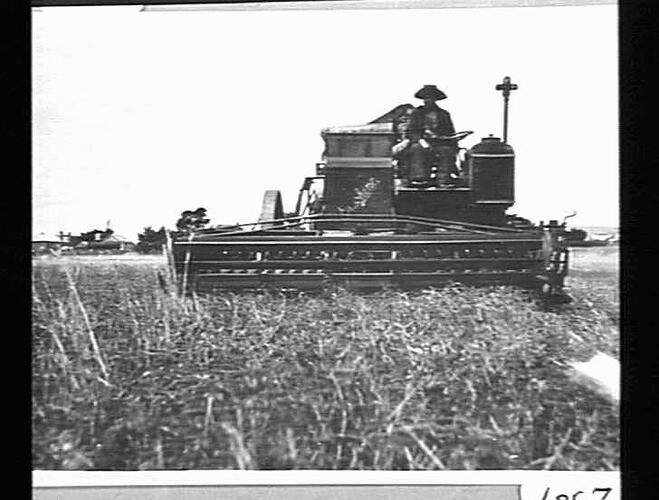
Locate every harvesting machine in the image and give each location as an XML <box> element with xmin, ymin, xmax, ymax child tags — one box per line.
<box><xmin>171</xmin><ymin>77</ymin><xmax>570</xmax><ymax>300</ymax></box>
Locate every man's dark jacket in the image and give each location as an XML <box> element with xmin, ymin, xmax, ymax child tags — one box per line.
<box><xmin>406</xmin><ymin>103</ymin><xmax>456</xmax><ymax>142</ymax></box>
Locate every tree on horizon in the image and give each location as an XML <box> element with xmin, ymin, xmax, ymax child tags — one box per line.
<box><xmin>176</xmin><ymin>207</ymin><xmax>210</xmax><ymax>233</ymax></box>
<box><xmin>136</xmin><ymin>226</ymin><xmax>168</xmax><ymax>254</ymax></box>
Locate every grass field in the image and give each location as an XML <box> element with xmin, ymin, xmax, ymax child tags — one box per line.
<box><xmin>31</xmin><ymin>246</ymin><xmax>619</xmax><ymax>470</ymax></box>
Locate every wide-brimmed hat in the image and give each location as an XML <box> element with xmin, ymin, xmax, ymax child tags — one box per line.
<box><xmin>414</xmin><ymin>84</ymin><xmax>447</xmax><ymax>100</ymax></box>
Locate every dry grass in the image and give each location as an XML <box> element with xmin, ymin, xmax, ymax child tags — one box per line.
<box><xmin>31</xmin><ymin>248</ymin><xmax>618</xmax><ymax>470</ymax></box>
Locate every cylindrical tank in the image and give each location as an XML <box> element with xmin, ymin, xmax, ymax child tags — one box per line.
<box><xmin>466</xmin><ymin>135</ymin><xmax>515</xmax><ymax>205</ymax></box>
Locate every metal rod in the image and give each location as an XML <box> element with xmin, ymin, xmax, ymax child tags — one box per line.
<box><xmin>188</xmin><ymin>212</ymin><xmax>527</xmax><ymax>237</ymax></box>
<box><xmin>503</xmin><ymin>95</ymin><xmax>509</xmax><ymax>143</ymax></box>
<box><xmin>175</xmin><ymin>238</ymin><xmax>543</xmax><ymax>246</ymax></box>
<box><xmin>495</xmin><ymin>76</ymin><xmax>518</xmax><ymax>144</ymax></box>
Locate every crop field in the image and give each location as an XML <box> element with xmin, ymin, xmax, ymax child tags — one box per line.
<box><xmin>32</xmin><ymin>246</ymin><xmax>618</xmax><ymax>470</ymax></box>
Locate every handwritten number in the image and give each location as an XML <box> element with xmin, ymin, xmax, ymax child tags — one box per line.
<box><xmin>592</xmin><ymin>488</ymin><xmax>612</xmax><ymax>500</ymax></box>
<box><xmin>540</xmin><ymin>487</ymin><xmax>611</xmax><ymax>500</ymax></box>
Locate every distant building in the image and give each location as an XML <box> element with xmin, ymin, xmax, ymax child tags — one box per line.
<box><xmin>32</xmin><ymin>234</ymin><xmax>59</xmax><ymax>255</ymax></box>
<box><xmin>33</xmin><ymin>230</ymin><xmax>136</xmax><ymax>255</ymax></box>
<box><xmin>32</xmin><ymin>232</ymin><xmax>75</xmax><ymax>255</ymax></box>
<box><xmin>74</xmin><ymin>232</ymin><xmax>135</xmax><ymax>253</ymax></box>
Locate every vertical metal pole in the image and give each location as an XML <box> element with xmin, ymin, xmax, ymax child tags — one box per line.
<box><xmin>502</xmin><ymin>93</ymin><xmax>509</xmax><ymax>143</ymax></box>
<box><xmin>495</xmin><ymin>76</ymin><xmax>518</xmax><ymax>144</ymax></box>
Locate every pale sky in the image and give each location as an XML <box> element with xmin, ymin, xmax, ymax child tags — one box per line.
<box><xmin>32</xmin><ymin>3</ymin><xmax>618</xmax><ymax>240</ymax></box>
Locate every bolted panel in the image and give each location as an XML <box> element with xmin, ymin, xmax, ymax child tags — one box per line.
<box><xmin>470</xmin><ymin>153</ymin><xmax>515</xmax><ymax>204</ymax></box>
<box><xmin>466</xmin><ymin>136</ymin><xmax>515</xmax><ymax>206</ymax></box>
<box><xmin>323</xmin><ymin>161</ymin><xmax>394</xmax><ymax>216</ymax></box>
<box><xmin>321</xmin><ymin>123</ymin><xmax>395</xmax><ymax>159</ymax></box>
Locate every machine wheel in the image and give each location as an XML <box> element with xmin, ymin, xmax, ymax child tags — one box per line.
<box><xmin>539</xmin><ymin>281</ymin><xmax>572</xmax><ymax>310</ymax></box>
<box><xmin>258</xmin><ymin>190</ymin><xmax>284</xmax><ymax>228</ymax></box>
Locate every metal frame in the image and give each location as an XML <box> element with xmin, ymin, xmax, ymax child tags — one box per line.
<box><xmin>170</xmin><ymin>213</ymin><xmax>566</xmax><ymax>294</ymax></box>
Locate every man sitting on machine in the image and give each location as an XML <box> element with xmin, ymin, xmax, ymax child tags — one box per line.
<box><xmin>398</xmin><ymin>84</ymin><xmax>461</xmax><ymax>187</ymax></box>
